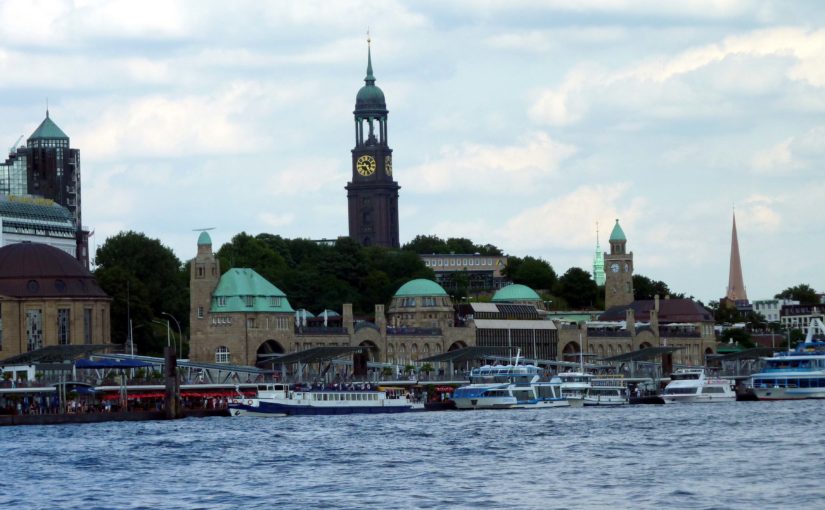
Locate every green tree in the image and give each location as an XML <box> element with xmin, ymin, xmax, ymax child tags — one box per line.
<box><xmin>508</xmin><ymin>256</ymin><xmax>556</xmax><ymax>291</ymax></box>
<box><xmin>94</xmin><ymin>231</ymin><xmax>188</xmax><ymax>355</ymax></box>
<box><xmin>720</xmin><ymin>328</ymin><xmax>755</xmax><ymax>349</ymax></box>
<box><xmin>402</xmin><ymin>235</ymin><xmax>448</xmax><ymax>254</ymax></box>
<box><xmin>633</xmin><ymin>274</ymin><xmax>672</xmax><ymax>300</ymax></box>
<box><xmin>217</xmin><ymin>232</ymin><xmax>288</xmax><ymax>284</ymax></box>
<box><xmin>555</xmin><ymin>267</ymin><xmax>598</xmax><ymax>309</ymax></box>
<box><xmin>775</xmin><ymin>284</ymin><xmax>819</xmax><ymax>305</ymax></box>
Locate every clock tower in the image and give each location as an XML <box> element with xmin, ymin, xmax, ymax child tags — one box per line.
<box><xmin>345</xmin><ymin>37</ymin><xmax>400</xmax><ymax>248</ymax></box>
<box><xmin>604</xmin><ymin>219</ymin><xmax>634</xmax><ymax>309</ymax></box>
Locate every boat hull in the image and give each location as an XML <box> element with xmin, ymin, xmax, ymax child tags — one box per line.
<box><xmin>583</xmin><ymin>396</ymin><xmax>627</xmax><ymax>406</ymax></box>
<box><xmin>662</xmin><ymin>395</ymin><xmax>735</xmax><ymax>404</ymax></box>
<box><xmin>453</xmin><ymin>396</ymin><xmax>516</xmax><ymax>410</ymax></box>
<box><xmin>228</xmin><ymin>399</ymin><xmax>411</xmax><ymax>416</ymax></box>
<box><xmin>753</xmin><ymin>387</ymin><xmax>825</xmax><ymax>400</ymax></box>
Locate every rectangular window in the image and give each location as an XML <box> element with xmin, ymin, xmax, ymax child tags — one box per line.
<box><xmin>244</xmin><ymin>296</ymin><xmax>254</xmax><ymax>307</ymax></box>
<box><xmin>84</xmin><ymin>308</ymin><xmax>93</xmax><ymax>344</ymax></box>
<box><xmin>196</xmin><ymin>265</ymin><xmax>205</xmax><ymax>278</ymax></box>
<box><xmin>247</xmin><ymin>318</ymin><xmax>255</xmax><ymax>329</ymax></box>
<box><xmin>269</xmin><ymin>297</ymin><xmax>281</xmax><ymax>307</ymax></box>
<box><xmin>217</xmin><ymin>296</ymin><xmax>226</xmax><ymax>307</ymax></box>
<box><xmin>57</xmin><ymin>308</ymin><xmax>71</xmax><ymax>345</ymax></box>
<box><xmin>197</xmin><ymin>306</ymin><xmax>204</xmax><ymax>319</ymax></box>
<box><xmin>26</xmin><ymin>309</ymin><xmax>43</xmax><ymax>352</ymax></box>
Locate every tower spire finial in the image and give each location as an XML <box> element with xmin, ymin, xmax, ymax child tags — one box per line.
<box><xmin>46</xmin><ymin>97</ymin><xmax>49</xmax><ymax>118</ymax></box>
<box><xmin>365</xmin><ymin>29</ymin><xmax>375</xmax><ymax>84</ymax></box>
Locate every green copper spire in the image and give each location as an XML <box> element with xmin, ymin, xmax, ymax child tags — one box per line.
<box><xmin>365</xmin><ymin>34</ymin><xmax>375</xmax><ymax>84</ymax></box>
<box><xmin>609</xmin><ymin>219</ymin><xmax>626</xmax><ymax>242</ymax></box>
<box><xmin>29</xmin><ymin>110</ymin><xmax>69</xmax><ymax>140</ymax></box>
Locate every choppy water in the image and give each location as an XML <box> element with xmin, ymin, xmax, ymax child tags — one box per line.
<box><xmin>2</xmin><ymin>401</ymin><xmax>824</xmax><ymax>509</ymax></box>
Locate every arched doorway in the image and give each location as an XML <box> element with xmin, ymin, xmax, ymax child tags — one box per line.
<box><xmin>448</xmin><ymin>341</ymin><xmax>467</xmax><ymax>351</ymax></box>
<box><xmin>358</xmin><ymin>340</ymin><xmax>380</xmax><ymax>361</ymax></box>
<box><xmin>561</xmin><ymin>341</ymin><xmax>580</xmax><ymax>362</ymax></box>
<box><xmin>639</xmin><ymin>341</ymin><xmax>653</xmax><ymax>350</ymax></box>
<box><xmin>256</xmin><ymin>339</ymin><xmax>285</xmax><ymax>366</ymax></box>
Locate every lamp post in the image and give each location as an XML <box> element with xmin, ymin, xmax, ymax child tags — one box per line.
<box><xmin>152</xmin><ymin>319</ymin><xmax>171</xmax><ymax>352</ymax></box>
<box><xmin>162</xmin><ymin>312</ymin><xmax>182</xmax><ymax>358</ymax></box>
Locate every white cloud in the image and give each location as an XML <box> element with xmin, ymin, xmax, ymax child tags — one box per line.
<box><xmin>259</xmin><ymin>212</ymin><xmax>296</xmax><ymax>229</ymax></box>
<box><xmin>405</xmin><ymin>132</ymin><xmax>576</xmax><ymax>194</ymax></box>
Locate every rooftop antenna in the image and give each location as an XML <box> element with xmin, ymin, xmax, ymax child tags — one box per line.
<box><xmin>46</xmin><ymin>97</ymin><xmax>49</xmax><ymax>118</ymax></box>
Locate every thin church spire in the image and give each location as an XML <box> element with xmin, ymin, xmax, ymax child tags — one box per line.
<box><xmin>725</xmin><ymin>212</ymin><xmax>748</xmax><ymax>302</ymax></box>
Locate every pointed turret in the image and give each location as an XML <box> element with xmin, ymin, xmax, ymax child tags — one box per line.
<box><xmin>725</xmin><ymin>213</ymin><xmax>748</xmax><ymax>302</ymax></box>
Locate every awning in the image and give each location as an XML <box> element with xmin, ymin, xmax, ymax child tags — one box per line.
<box><xmin>75</xmin><ymin>358</ymin><xmax>155</xmax><ymax>369</ymax></box>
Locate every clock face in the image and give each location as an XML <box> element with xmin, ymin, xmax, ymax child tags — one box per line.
<box><xmin>385</xmin><ymin>155</ymin><xmax>392</xmax><ymax>176</ymax></box>
<box><xmin>356</xmin><ymin>155</ymin><xmax>376</xmax><ymax>176</ymax></box>
<box><xmin>610</xmin><ymin>263</ymin><xmax>620</xmax><ymax>273</ymax></box>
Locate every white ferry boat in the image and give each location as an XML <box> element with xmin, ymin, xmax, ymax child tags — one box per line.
<box><xmin>558</xmin><ymin>371</ymin><xmax>593</xmax><ymax>408</ymax></box>
<box><xmin>452</xmin><ymin>364</ymin><xmax>568</xmax><ymax>410</ymax></box>
<box><xmin>751</xmin><ymin>318</ymin><xmax>825</xmax><ymax>400</ymax></box>
<box><xmin>661</xmin><ymin>368</ymin><xmax>735</xmax><ymax>403</ymax></box>
<box><xmin>228</xmin><ymin>383</ymin><xmax>412</xmax><ymax>416</ymax></box>
<box><xmin>585</xmin><ymin>376</ymin><xmax>628</xmax><ymax>406</ymax></box>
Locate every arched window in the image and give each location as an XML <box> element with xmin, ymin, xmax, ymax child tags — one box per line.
<box><xmin>215</xmin><ymin>346</ymin><xmax>230</xmax><ymax>364</ymax></box>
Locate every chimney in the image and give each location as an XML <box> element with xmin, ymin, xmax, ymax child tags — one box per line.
<box><xmin>654</xmin><ymin>294</ymin><xmax>660</xmax><ymax>313</ymax></box>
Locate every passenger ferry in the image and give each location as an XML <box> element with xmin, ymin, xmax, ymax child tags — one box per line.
<box><xmin>751</xmin><ymin>318</ymin><xmax>825</xmax><ymax>400</ymax></box>
<box><xmin>558</xmin><ymin>371</ymin><xmax>593</xmax><ymax>408</ymax></box>
<box><xmin>228</xmin><ymin>383</ymin><xmax>412</xmax><ymax>416</ymax></box>
<box><xmin>661</xmin><ymin>368</ymin><xmax>735</xmax><ymax>403</ymax></box>
<box><xmin>452</xmin><ymin>364</ymin><xmax>568</xmax><ymax>410</ymax></box>
<box><xmin>585</xmin><ymin>376</ymin><xmax>628</xmax><ymax>406</ymax></box>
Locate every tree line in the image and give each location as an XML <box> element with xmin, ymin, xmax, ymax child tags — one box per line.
<box><xmin>92</xmin><ymin>230</ymin><xmax>819</xmax><ymax>355</ymax></box>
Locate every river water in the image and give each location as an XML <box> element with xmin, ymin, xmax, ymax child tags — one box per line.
<box><xmin>2</xmin><ymin>401</ymin><xmax>823</xmax><ymax>509</ymax></box>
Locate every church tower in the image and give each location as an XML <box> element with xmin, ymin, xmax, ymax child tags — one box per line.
<box><xmin>725</xmin><ymin>212</ymin><xmax>748</xmax><ymax>303</ymax></box>
<box><xmin>593</xmin><ymin>222</ymin><xmax>605</xmax><ymax>287</ymax></box>
<box><xmin>604</xmin><ymin>219</ymin><xmax>634</xmax><ymax>309</ymax></box>
<box><xmin>345</xmin><ymin>37</ymin><xmax>400</xmax><ymax>248</ymax></box>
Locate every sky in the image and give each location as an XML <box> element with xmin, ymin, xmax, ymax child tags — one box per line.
<box><xmin>1</xmin><ymin>0</ymin><xmax>824</xmax><ymax>304</ymax></box>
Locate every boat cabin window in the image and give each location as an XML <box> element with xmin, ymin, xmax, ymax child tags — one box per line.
<box><xmin>701</xmin><ymin>387</ymin><xmax>726</xmax><ymax>394</ymax></box>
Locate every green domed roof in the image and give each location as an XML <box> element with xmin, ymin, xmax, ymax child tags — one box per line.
<box><xmin>197</xmin><ymin>231</ymin><xmax>212</xmax><ymax>246</ymax></box>
<box><xmin>493</xmin><ymin>284</ymin><xmax>541</xmax><ymax>302</ymax></box>
<box><xmin>394</xmin><ymin>279</ymin><xmax>448</xmax><ymax>297</ymax></box>
<box><xmin>355</xmin><ymin>41</ymin><xmax>386</xmax><ymax>111</ymax></box>
<box><xmin>609</xmin><ymin>219</ymin><xmax>626</xmax><ymax>242</ymax></box>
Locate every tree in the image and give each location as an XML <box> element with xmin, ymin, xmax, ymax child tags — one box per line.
<box><xmin>402</xmin><ymin>235</ymin><xmax>448</xmax><ymax>254</ymax></box>
<box><xmin>775</xmin><ymin>284</ymin><xmax>819</xmax><ymax>305</ymax></box>
<box><xmin>503</xmin><ymin>256</ymin><xmax>557</xmax><ymax>291</ymax></box>
<box><xmin>633</xmin><ymin>274</ymin><xmax>671</xmax><ymax>300</ymax></box>
<box><xmin>720</xmin><ymin>328</ymin><xmax>755</xmax><ymax>349</ymax></box>
<box><xmin>95</xmin><ymin>231</ymin><xmax>188</xmax><ymax>355</ymax></box>
<box><xmin>555</xmin><ymin>267</ymin><xmax>598</xmax><ymax>309</ymax></box>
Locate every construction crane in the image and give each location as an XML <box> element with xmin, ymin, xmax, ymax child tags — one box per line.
<box><xmin>9</xmin><ymin>134</ymin><xmax>23</xmax><ymax>154</ymax></box>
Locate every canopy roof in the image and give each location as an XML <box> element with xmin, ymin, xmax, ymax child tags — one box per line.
<box><xmin>0</xmin><ymin>345</ymin><xmax>115</xmax><ymax>365</ymax></box>
<box><xmin>75</xmin><ymin>358</ymin><xmax>154</xmax><ymax>369</ymax></box>
<box><xmin>600</xmin><ymin>346</ymin><xmax>683</xmax><ymax>363</ymax></box>
<box><xmin>419</xmin><ymin>346</ymin><xmax>513</xmax><ymax>364</ymax></box>
<box><xmin>261</xmin><ymin>346</ymin><xmax>368</xmax><ymax>365</ymax></box>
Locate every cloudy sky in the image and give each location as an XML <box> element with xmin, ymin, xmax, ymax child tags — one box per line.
<box><xmin>1</xmin><ymin>0</ymin><xmax>823</xmax><ymax>303</ymax></box>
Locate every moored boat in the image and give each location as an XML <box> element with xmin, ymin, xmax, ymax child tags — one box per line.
<box><xmin>661</xmin><ymin>368</ymin><xmax>735</xmax><ymax>403</ymax></box>
<box><xmin>585</xmin><ymin>376</ymin><xmax>628</xmax><ymax>406</ymax></box>
<box><xmin>452</xmin><ymin>364</ymin><xmax>568</xmax><ymax>410</ymax></box>
<box><xmin>558</xmin><ymin>371</ymin><xmax>593</xmax><ymax>408</ymax></box>
<box><xmin>228</xmin><ymin>383</ymin><xmax>412</xmax><ymax>416</ymax></box>
<box><xmin>751</xmin><ymin>318</ymin><xmax>825</xmax><ymax>400</ymax></box>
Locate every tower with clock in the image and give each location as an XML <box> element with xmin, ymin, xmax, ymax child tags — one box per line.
<box><xmin>345</xmin><ymin>37</ymin><xmax>400</xmax><ymax>248</ymax></box>
<box><xmin>604</xmin><ymin>219</ymin><xmax>634</xmax><ymax>309</ymax></box>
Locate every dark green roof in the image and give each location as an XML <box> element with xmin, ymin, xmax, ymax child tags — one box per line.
<box><xmin>29</xmin><ymin>112</ymin><xmax>69</xmax><ymax>140</ymax></box>
<box><xmin>609</xmin><ymin>219</ymin><xmax>626</xmax><ymax>242</ymax></box>
<box><xmin>492</xmin><ymin>284</ymin><xmax>541</xmax><ymax>302</ymax></box>
<box><xmin>394</xmin><ymin>279</ymin><xmax>448</xmax><ymax>297</ymax></box>
<box><xmin>355</xmin><ymin>42</ymin><xmax>386</xmax><ymax>111</ymax></box>
<box><xmin>211</xmin><ymin>268</ymin><xmax>294</xmax><ymax>313</ymax></box>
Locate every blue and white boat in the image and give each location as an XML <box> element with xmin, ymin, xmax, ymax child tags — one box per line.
<box><xmin>228</xmin><ymin>383</ymin><xmax>412</xmax><ymax>416</ymax></box>
<box><xmin>751</xmin><ymin>318</ymin><xmax>825</xmax><ymax>401</ymax></box>
<box><xmin>452</xmin><ymin>363</ymin><xmax>568</xmax><ymax>410</ymax></box>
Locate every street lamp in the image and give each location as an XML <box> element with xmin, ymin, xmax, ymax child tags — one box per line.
<box><xmin>162</xmin><ymin>312</ymin><xmax>182</xmax><ymax>358</ymax></box>
<box><xmin>152</xmin><ymin>319</ymin><xmax>171</xmax><ymax>352</ymax></box>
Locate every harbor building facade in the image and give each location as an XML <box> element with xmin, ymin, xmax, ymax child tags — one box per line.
<box><xmin>0</xmin><ymin>111</ymin><xmax>89</xmax><ymax>267</ymax></box>
<box><xmin>346</xmin><ymin>40</ymin><xmax>400</xmax><ymax>249</ymax></box>
<box><xmin>0</xmin><ymin>243</ymin><xmax>111</xmax><ymax>358</ymax></box>
<box><xmin>188</xmin><ymin>235</ymin><xmax>559</xmax><ymax>367</ymax></box>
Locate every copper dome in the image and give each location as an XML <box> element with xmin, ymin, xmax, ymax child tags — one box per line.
<box><xmin>0</xmin><ymin>242</ymin><xmax>108</xmax><ymax>298</ymax></box>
